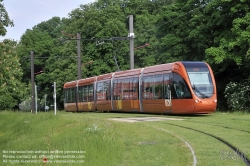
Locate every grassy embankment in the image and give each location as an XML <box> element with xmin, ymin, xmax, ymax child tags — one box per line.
<box><xmin>0</xmin><ymin>111</ymin><xmax>249</xmax><ymax>166</ymax></box>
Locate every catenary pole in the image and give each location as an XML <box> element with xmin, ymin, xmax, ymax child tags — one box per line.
<box><xmin>44</xmin><ymin>94</ymin><xmax>47</xmax><ymax>112</ymax></box>
<box><xmin>54</xmin><ymin>82</ymin><xmax>56</xmax><ymax>115</ymax></box>
<box><xmin>77</xmin><ymin>33</ymin><xmax>82</xmax><ymax>80</ymax></box>
<box><xmin>30</xmin><ymin>50</ymin><xmax>35</xmax><ymax>113</ymax></box>
<box><xmin>35</xmin><ymin>85</ymin><xmax>37</xmax><ymax>114</ymax></box>
<box><xmin>128</xmin><ymin>15</ymin><xmax>135</xmax><ymax>69</ymax></box>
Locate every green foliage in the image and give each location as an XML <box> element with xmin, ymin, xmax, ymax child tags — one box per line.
<box><xmin>17</xmin><ymin>29</ymin><xmax>54</xmax><ymax>82</ymax></box>
<box><xmin>224</xmin><ymin>80</ymin><xmax>250</xmax><ymax>111</ymax></box>
<box><xmin>156</xmin><ymin>0</ymin><xmax>207</xmax><ymax>62</ymax></box>
<box><xmin>0</xmin><ymin>40</ymin><xmax>25</xmax><ymax>109</ymax></box>
<box><xmin>0</xmin><ymin>0</ymin><xmax>14</xmax><ymax>36</ymax></box>
<box><xmin>204</xmin><ymin>0</ymin><xmax>250</xmax><ymax>68</ymax></box>
<box><xmin>33</xmin><ymin>17</ymin><xmax>64</xmax><ymax>38</ymax></box>
<box><xmin>11</xmin><ymin>0</ymin><xmax>250</xmax><ymax>111</ymax></box>
<box><xmin>17</xmin><ymin>17</ymin><xmax>70</xmax><ymax>108</ymax></box>
<box><xmin>205</xmin><ymin>47</ymin><xmax>227</xmax><ymax>64</ymax></box>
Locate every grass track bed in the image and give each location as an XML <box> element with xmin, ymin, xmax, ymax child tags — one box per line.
<box><xmin>0</xmin><ymin>111</ymin><xmax>249</xmax><ymax>165</ymax></box>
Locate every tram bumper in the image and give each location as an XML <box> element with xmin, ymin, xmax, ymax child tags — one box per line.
<box><xmin>193</xmin><ymin>99</ymin><xmax>217</xmax><ymax>114</ymax></box>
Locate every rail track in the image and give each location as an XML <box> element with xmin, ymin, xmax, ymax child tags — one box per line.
<box><xmin>184</xmin><ymin>120</ymin><xmax>250</xmax><ymax>134</ymax></box>
<box><xmin>158</xmin><ymin>122</ymin><xmax>250</xmax><ymax>166</ymax></box>
<box><xmin>109</xmin><ymin>114</ymin><xmax>250</xmax><ymax>165</ymax></box>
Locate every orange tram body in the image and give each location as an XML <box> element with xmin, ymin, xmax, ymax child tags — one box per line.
<box><xmin>63</xmin><ymin>61</ymin><xmax>217</xmax><ymax>114</ymax></box>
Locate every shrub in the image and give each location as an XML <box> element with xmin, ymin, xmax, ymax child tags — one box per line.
<box><xmin>224</xmin><ymin>80</ymin><xmax>250</xmax><ymax>111</ymax></box>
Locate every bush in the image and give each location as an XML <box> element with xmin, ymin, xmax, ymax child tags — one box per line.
<box><xmin>19</xmin><ymin>97</ymin><xmax>44</xmax><ymax>111</ymax></box>
<box><xmin>224</xmin><ymin>80</ymin><xmax>250</xmax><ymax>111</ymax></box>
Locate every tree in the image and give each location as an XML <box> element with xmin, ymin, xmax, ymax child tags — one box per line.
<box><xmin>15</xmin><ymin>0</ymin><xmax>181</xmax><ymax>109</ymax></box>
<box><xmin>17</xmin><ymin>29</ymin><xmax>54</xmax><ymax>83</ymax></box>
<box><xmin>14</xmin><ymin>0</ymin><xmax>249</xmax><ymax>111</ymax></box>
<box><xmin>156</xmin><ymin>0</ymin><xmax>212</xmax><ymax>63</ymax></box>
<box><xmin>202</xmin><ymin>0</ymin><xmax>250</xmax><ymax>110</ymax></box>
<box><xmin>204</xmin><ymin>0</ymin><xmax>250</xmax><ymax>76</ymax></box>
<box><xmin>0</xmin><ymin>0</ymin><xmax>14</xmax><ymax>36</ymax></box>
<box><xmin>17</xmin><ymin>17</ymin><xmax>72</xmax><ymax>109</ymax></box>
<box><xmin>155</xmin><ymin>0</ymin><xmax>250</xmax><ymax>110</ymax></box>
<box><xmin>66</xmin><ymin>1</ymin><xmax>130</xmax><ymax>74</ymax></box>
<box><xmin>33</xmin><ymin>17</ymin><xmax>65</xmax><ymax>39</ymax></box>
<box><xmin>0</xmin><ymin>40</ymin><xmax>24</xmax><ymax>110</ymax></box>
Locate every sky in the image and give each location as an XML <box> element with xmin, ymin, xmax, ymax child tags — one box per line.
<box><xmin>0</xmin><ymin>0</ymin><xmax>96</xmax><ymax>42</ymax></box>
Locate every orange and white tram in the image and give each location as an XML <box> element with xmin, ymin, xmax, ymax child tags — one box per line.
<box><xmin>63</xmin><ymin>61</ymin><xmax>217</xmax><ymax>114</ymax></box>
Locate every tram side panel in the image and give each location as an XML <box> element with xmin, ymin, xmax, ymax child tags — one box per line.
<box><xmin>95</xmin><ymin>73</ymin><xmax>114</xmax><ymax>112</ymax></box>
<box><xmin>170</xmin><ymin>71</ymin><xmax>195</xmax><ymax>114</ymax></box>
<box><xmin>113</xmin><ymin>78</ymin><xmax>140</xmax><ymax>112</ymax></box>
<box><xmin>63</xmin><ymin>61</ymin><xmax>217</xmax><ymax>114</ymax></box>
<box><xmin>77</xmin><ymin>84</ymin><xmax>95</xmax><ymax>111</ymax></box>
<box><xmin>142</xmin><ymin>74</ymin><xmax>166</xmax><ymax>113</ymax></box>
<box><xmin>64</xmin><ymin>81</ymin><xmax>78</xmax><ymax>112</ymax></box>
<box><xmin>96</xmin><ymin>80</ymin><xmax>112</xmax><ymax>112</ymax></box>
<box><xmin>141</xmin><ymin>64</ymin><xmax>174</xmax><ymax>113</ymax></box>
<box><xmin>77</xmin><ymin>77</ymin><xmax>96</xmax><ymax>112</ymax></box>
<box><xmin>112</xmin><ymin>69</ymin><xmax>141</xmax><ymax>112</ymax></box>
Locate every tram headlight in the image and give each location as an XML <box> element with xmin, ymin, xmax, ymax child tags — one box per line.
<box><xmin>214</xmin><ymin>99</ymin><xmax>217</xmax><ymax>103</ymax></box>
<box><xmin>194</xmin><ymin>99</ymin><xmax>202</xmax><ymax>103</ymax></box>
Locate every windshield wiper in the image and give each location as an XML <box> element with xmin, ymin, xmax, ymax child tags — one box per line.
<box><xmin>192</xmin><ymin>84</ymin><xmax>209</xmax><ymax>99</ymax></box>
<box><xmin>192</xmin><ymin>83</ymin><xmax>196</xmax><ymax>90</ymax></box>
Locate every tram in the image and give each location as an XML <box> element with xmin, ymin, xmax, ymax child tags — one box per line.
<box><xmin>63</xmin><ymin>61</ymin><xmax>217</xmax><ymax>114</ymax></box>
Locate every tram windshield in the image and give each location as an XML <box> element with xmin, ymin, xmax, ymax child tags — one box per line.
<box><xmin>183</xmin><ymin>62</ymin><xmax>214</xmax><ymax>98</ymax></box>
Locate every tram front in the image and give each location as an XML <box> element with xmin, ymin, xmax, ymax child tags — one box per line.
<box><xmin>183</xmin><ymin>61</ymin><xmax>217</xmax><ymax>113</ymax></box>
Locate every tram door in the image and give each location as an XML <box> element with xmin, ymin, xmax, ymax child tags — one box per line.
<box><xmin>171</xmin><ymin>73</ymin><xmax>194</xmax><ymax>114</ymax></box>
<box><xmin>164</xmin><ymin>73</ymin><xmax>172</xmax><ymax>113</ymax></box>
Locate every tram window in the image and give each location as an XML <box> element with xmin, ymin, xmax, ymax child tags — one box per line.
<box><xmin>73</xmin><ymin>88</ymin><xmax>75</xmax><ymax>102</ymax></box>
<box><xmin>142</xmin><ymin>74</ymin><xmax>163</xmax><ymax>99</ymax></box>
<box><xmin>129</xmin><ymin>78</ymin><xmax>133</xmax><ymax>100</ymax></box>
<box><xmin>103</xmin><ymin>81</ymin><xmax>110</xmax><ymax>100</ymax></box>
<box><xmin>69</xmin><ymin>89</ymin><xmax>72</xmax><ymax>102</ymax></box>
<box><xmin>67</xmin><ymin>89</ymin><xmax>70</xmax><ymax>103</ymax></box>
<box><xmin>74</xmin><ymin>88</ymin><xmax>76</xmax><ymax>102</ymax></box>
<box><xmin>132</xmin><ymin>77</ymin><xmax>139</xmax><ymax>100</ymax></box>
<box><xmin>143</xmin><ymin>76</ymin><xmax>154</xmax><ymax>99</ymax></box>
<box><xmin>67</xmin><ymin>89</ymin><xmax>69</xmax><ymax>103</ymax></box>
<box><xmin>172</xmin><ymin>73</ymin><xmax>192</xmax><ymax>99</ymax></box>
<box><xmin>69</xmin><ymin>88</ymin><xmax>72</xmax><ymax>102</ymax></box>
<box><xmin>88</xmin><ymin>84</ymin><xmax>94</xmax><ymax>101</ymax></box>
<box><xmin>71</xmin><ymin>88</ymin><xmax>73</xmax><ymax>102</ymax></box>
<box><xmin>78</xmin><ymin>86</ymin><xmax>83</xmax><ymax>102</ymax></box>
<box><xmin>113</xmin><ymin>79</ymin><xmax>119</xmax><ymax>100</ymax></box>
<box><xmin>154</xmin><ymin>74</ymin><xmax>163</xmax><ymax>99</ymax></box>
<box><xmin>187</xmin><ymin>71</ymin><xmax>213</xmax><ymax>98</ymax></box>
<box><xmin>72</xmin><ymin>88</ymin><xmax>74</xmax><ymax>102</ymax></box>
<box><xmin>97</xmin><ymin>82</ymin><xmax>104</xmax><ymax>101</ymax></box>
<box><xmin>81</xmin><ymin>87</ymin><xmax>84</xmax><ymax>101</ymax></box>
<box><xmin>65</xmin><ymin>89</ymin><xmax>68</xmax><ymax>103</ymax></box>
<box><xmin>97</xmin><ymin>81</ymin><xmax>110</xmax><ymax>101</ymax></box>
<box><xmin>122</xmin><ymin>79</ymin><xmax>130</xmax><ymax>100</ymax></box>
<box><xmin>68</xmin><ymin>89</ymin><xmax>71</xmax><ymax>102</ymax></box>
<box><xmin>113</xmin><ymin>78</ymin><xmax>138</xmax><ymax>100</ymax></box>
<box><xmin>164</xmin><ymin>73</ymin><xmax>171</xmax><ymax>99</ymax></box>
<box><xmin>64</xmin><ymin>89</ymin><xmax>68</xmax><ymax>103</ymax></box>
<box><xmin>113</xmin><ymin>79</ymin><xmax>123</xmax><ymax>100</ymax></box>
<box><xmin>66</xmin><ymin>88</ymin><xmax>70</xmax><ymax>103</ymax></box>
<box><xmin>83</xmin><ymin>86</ymin><xmax>88</xmax><ymax>101</ymax></box>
